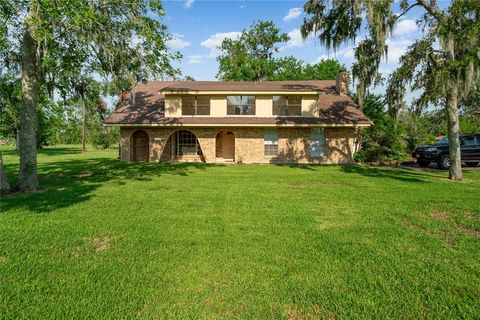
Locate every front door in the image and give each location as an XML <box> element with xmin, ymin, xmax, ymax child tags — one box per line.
<box><xmin>133</xmin><ymin>131</ymin><xmax>149</xmax><ymax>162</ymax></box>
<box><xmin>222</xmin><ymin>131</ymin><xmax>235</xmax><ymax>160</ymax></box>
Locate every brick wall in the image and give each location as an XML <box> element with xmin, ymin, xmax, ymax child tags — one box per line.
<box><xmin>119</xmin><ymin>126</ymin><xmax>356</xmax><ymax>164</ymax></box>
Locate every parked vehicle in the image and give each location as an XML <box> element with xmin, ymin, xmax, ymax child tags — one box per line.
<box><xmin>412</xmin><ymin>134</ymin><xmax>480</xmax><ymax>169</ymax></box>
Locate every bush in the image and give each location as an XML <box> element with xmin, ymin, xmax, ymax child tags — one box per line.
<box><xmin>91</xmin><ymin>125</ymin><xmax>119</xmax><ymax>149</ymax></box>
<box><xmin>354</xmin><ymin>94</ymin><xmax>407</xmax><ymax>162</ymax></box>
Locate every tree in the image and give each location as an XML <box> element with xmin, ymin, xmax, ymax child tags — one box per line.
<box><xmin>0</xmin><ymin>76</ymin><xmax>21</xmax><ymax>145</ymax></box>
<box><xmin>303</xmin><ymin>59</ymin><xmax>346</xmax><ymax>80</ymax></box>
<box><xmin>272</xmin><ymin>57</ymin><xmax>346</xmax><ymax>81</ymax></box>
<box><xmin>217</xmin><ymin>21</ymin><xmax>346</xmax><ymax>82</ymax></box>
<box><xmin>301</xmin><ymin>0</ymin><xmax>480</xmax><ymax>181</ymax></box>
<box><xmin>217</xmin><ymin>21</ymin><xmax>289</xmax><ymax>81</ymax></box>
<box><xmin>353</xmin><ymin>93</ymin><xmax>406</xmax><ymax>162</ymax></box>
<box><xmin>0</xmin><ymin>0</ymin><xmax>180</xmax><ymax>192</ymax></box>
<box><xmin>0</xmin><ymin>153</ymin><xmax>10</xmax><ymax>194</ymax></box>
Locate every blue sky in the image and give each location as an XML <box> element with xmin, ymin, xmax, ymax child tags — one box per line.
<box><xmin>161</xmin><ymin>0</ymin><xmax>437</xmax><ymax>84</ymax></box>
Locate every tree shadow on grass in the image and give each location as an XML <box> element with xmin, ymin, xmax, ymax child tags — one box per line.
<box><xmin>340</xmin><ymin>165</ymin><xmax>442</xmax><ymax>183</ymax></box>
<box><xmin>273</xmin><ymin>163</ymin><xmax>317</xmax><ymax>170</ymax></box>
<box><xmin>0</xmin><ymin>157</ymin><xmax>211</xmax><ymax>214</ymax></box>
<box><xmin>38</xmin><ymin>147</ymin><xmax>83</xmax><ymax>156</ymax></box>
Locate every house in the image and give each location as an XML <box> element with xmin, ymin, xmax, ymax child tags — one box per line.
<box><xmin>104</xmin><ymin>72</ymin><xmax>371</xmax><ymax>164</ymax></box>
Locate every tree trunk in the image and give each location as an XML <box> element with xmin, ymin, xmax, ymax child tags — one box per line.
<box><xmin>17</xmin><ymin>25</ymin><xmax>41</xmax><ymax>192</ymax></box>
<box><xmin>446</xmin><ymin>84</ymin><xmax>462</xmax><ymax>181</ymax></box>
<box><xmin>16</xmin><ymin>130</ymin><xmax>20</xmax><ymax>151</ymax></box>
<box><xmin>0</xmin><ymin>153</ymin><xmax>11</xmax><ymax>195</ymax></box>
<box><xmin>357</xmin><ymin>81</ymin><xmax>365</xmax><ymax>110</ymax></box>
<box><xmin>443</xmin><ymin>34</ymin><xmax>462</xmax><ymax>181</ymax></box>
<box><xmin>82</xmin><ymin>99</ymin><xmax>86</xmax><ymax>151</ymax></box>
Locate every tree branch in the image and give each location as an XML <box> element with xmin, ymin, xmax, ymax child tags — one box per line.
<box><xmin>395</xmin><ymin>2</ymin><xmax>421</xmax><ymax>20</ymax></box>
<box><xmin>417</xmin><ymin>0</ymin><xmax>445</xmax><ymax>22</ymax></box>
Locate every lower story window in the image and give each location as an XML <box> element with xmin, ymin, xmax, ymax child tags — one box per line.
<box><xmin>174</xmin><ymin>130</ymin><xmax>202</xmax><ymax>156</ymax></box>
<box><xmin>264</xmin><ymin>129</ymin><xmax>278</xmax><ymax>156</ymax></box>
<box><xmin>311</xmin><ymin>128</ymin><xmax>326</xmax><ymax>157</ymax></box>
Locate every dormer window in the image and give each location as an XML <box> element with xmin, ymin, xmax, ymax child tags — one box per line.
<box><xmin>273</xmin><ymin>96</ymin><xmax>302</xmax><ymax>116</ymax></box>
<box><xmin>182</xmin><ymin>96</ymin><xmax>210</xmax><ymax>115</ymax></box>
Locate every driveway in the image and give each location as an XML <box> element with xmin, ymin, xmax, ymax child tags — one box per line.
<box><xmin>397</xmin><ymin>161</ymin><xmax>480</xmax><ymax>172</ymax></box>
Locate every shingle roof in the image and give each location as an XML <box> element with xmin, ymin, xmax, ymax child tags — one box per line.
<box><xmin>104</xmin><ymin>81</ymin><xmax>371</xmax><ymax>126</ymax></box>
<box><xmin>159</xmin><ymin>80</ymin><xmax>337</xmax><ymax>92</ymax></box>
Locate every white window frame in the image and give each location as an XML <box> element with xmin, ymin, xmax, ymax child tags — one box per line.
<box><xmin>264</xmin><ymin>128</ymin><xmax>279</xmax><ymax>156</ymax></box>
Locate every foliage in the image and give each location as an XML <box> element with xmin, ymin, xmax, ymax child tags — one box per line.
<box><xmin>1</xmin><ymin>146</ymin><xmax>479</xmax><ymax>318</ymax></box>
<box><xmin>91</xmin><ymin>126</ymin><xmax>119</xmax><ymax>150</ymax></box>
<box><xmin>0</xmin><ymin>76</ymin><xmax>21</xmax><ymax>140</ymax></box>
<box><xmin>217</xmin><ymin>20</ymin><xmax>345</xmax><ymax>81</ymax></box>
<box><xmin>272</xmin><ymin>57</ymin><xmax>346</xmax><ymax>81</ymax></box>
<box><xmin>217</xmin><ymin>21</ymin><xmax>288</xmax><ymax>81</ymax></box>
<box><xmin>303</xmin><ymin>59</ymin><xmax>346</xmax><ymax>80</ymax></box>
<box><xmin>398</xmin><ymin>112</ymin><xmax>436</xmax><ymax>153</ymax></box>
<box><xmin>301</xmin><ymin>0</ymin><xmax>480</xmax><ymax>180</ymax></box>
<box><xmin>0</xmin><ymin>0</ymin><xmax>181</xmax><ymax>190</ymax></box>
<box><xmin>354</xmin><ymin>93</ymin><xmax>406</xmax><ymax>162</ymax></box>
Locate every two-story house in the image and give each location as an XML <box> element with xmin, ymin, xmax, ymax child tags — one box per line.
<box><xmin>104</xmin><ymin>72</ymin><xmax>371</xmax><ymax>164</ymax></box>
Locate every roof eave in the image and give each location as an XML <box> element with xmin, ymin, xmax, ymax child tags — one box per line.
<box><xmin>104</xmin><ymin>122</ymin><xmax>371</xmax><ymax>128</ymax></box>
<box><xmin>160</xmin><ymin>90</ymin><xmax>322</xmax><ymax>95</ymax></box>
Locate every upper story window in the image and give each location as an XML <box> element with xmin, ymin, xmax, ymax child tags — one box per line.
<box><xmin>182</xmin><ymin>96</ymin><xmax>210</xmax><ymax>115</ymax></box>
<box><xmin>273</xmin><ymin>95</ymin><xmax>302</xmax><ymax>116</ymax></box>
<box><xmin>227</xmin><ymin>96</ymin><xmax>256</xmax><ymax>115</ymax></box>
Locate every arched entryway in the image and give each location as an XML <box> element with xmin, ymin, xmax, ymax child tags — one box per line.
<box><xmin>161</xmin><ymin>130</ymin><xmax>205</xmax><ymax>162</ymax></box>
<box><xmin>216</xmin><ymin>130</ymin><xmax>235</xmax><ymax>162</ymax></box>
<box><xmin>132</xmin><ymin>130</ymin><xmax>149</xmax><ymax>162</ymax></box>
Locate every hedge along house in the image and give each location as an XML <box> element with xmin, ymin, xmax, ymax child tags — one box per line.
<box><xmin>104</xmin><ymin>72</ymin><xmax>371</xmax><ymax>164</ymax></box>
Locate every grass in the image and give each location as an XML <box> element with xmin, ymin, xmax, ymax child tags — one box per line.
<box><xmin>0</xmin><ymin>145</ymin><xmax>479</xmax><ymax>319</ymax></box>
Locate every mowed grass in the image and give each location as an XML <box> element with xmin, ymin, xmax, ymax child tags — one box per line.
<box><xmin>0</xmin><ymin>145</ymin><xmax>479</xmax><ymax>319</ymax></box>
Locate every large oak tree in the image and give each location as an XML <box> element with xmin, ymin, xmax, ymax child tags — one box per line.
<box><xmin>302</xmin><ymin>0</ymin><xmax>480</xmax><ymax>181</ymax></box>
<box><xmin>0</xmin><ymin>0</ymin><xmax>179</xmax><ymax>192</ymax></box>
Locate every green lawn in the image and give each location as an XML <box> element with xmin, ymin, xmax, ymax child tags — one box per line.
<box><xmin>0</xmin><ymin>145</ymin><xmax>479</xmax><ymax>319</ymax></box>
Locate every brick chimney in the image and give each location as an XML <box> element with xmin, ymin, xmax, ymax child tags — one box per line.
<box><xmin>335</xmin><ymin>72</ymin><xmax>349</xmax><ymax>96</ymax></box>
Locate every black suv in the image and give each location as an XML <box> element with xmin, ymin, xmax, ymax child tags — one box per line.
<box><xmin>412</xmin><ymin>134</ymin><xmax>480</xmax><ymax>169</ymax></box>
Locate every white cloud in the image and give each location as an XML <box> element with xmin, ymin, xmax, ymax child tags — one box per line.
<box><xmin>393</xmin><ymin>19</ymin><xmax>417</xmax><ymax>36</ymax></box>
<box><xmin>284</xmin><ymin>29</ymin><xmax>308</xmax><ymax>48</ymax></box>
<box><xmin>166</xmin><ymin>34</ymin><xmax>191</xmax><ymax>49</ymax></box>
<box><xmin>283</xmin><ymin>8</ymin><xmax>302</xmax><ymax>22</ymax></box>
<box><xmin>200</xmin><ymin>31</ymin><xmax>241</xmax><ymax>56</ymax></box>
<box><xmin>337</xmin><ymin>46</ymin><xmax>355</xmax><ymax>59</ymax></box>
<box><xmin>386</xmin><ymin>38</ymin><xmax>412</xmax><ymax>63</ymax></box>
<box><xmin>188</xmin><ymin>55</ymin><xmax>205</xmax><ymax>64</ymax></box>
<box><xmin>184</xmin><ymin>0</ymin><xmax>194</xmax><ymax>9</ymax></box>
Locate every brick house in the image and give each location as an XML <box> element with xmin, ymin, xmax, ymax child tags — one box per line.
<box><xmin>104</xmin><ymin>72</ymin><xmax>371</xmax><ymax>164</ymax></box>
